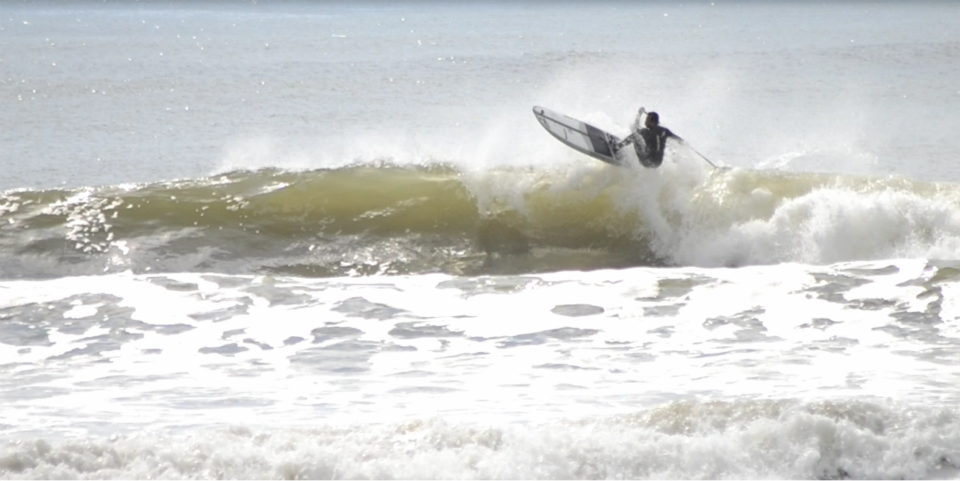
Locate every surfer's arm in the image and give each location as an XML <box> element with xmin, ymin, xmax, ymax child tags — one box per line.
<box><xmin>665</xmin><ymin>128</ymin><xmax>683</xmax><ymax>143</ymax></box>
<box><xmin>631</xmin><ymin>107</ymin><xmax>646</xmax><ymax>132</ymax></box>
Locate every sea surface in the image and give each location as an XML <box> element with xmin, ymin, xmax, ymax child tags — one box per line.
<box><xmin>3</xmin><ymin>1</ymin><xmax>960</xmax><ymax>479</ymax></box>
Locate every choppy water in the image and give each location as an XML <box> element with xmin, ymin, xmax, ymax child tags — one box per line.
<box><xmin>3</xmin><ymin>1</ymin><xmax>960</xmax><ymax>479</ymax></box>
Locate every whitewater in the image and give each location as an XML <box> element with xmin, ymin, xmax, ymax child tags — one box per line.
<box><xmin>2</xmin><ymin>1</ymin><xmax>960</xmax><ymax>479</ymax></box>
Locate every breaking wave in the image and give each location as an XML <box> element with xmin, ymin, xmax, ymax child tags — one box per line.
<box><xmin>2</xmin><ymin>162</ymin><xmax>960</xmax><ymax>279</ymax></box>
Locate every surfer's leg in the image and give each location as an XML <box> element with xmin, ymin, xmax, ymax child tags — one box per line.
<box><xmin>634</xmin><ymin>142</ymin><xmax>652</xmax><ymax>167</ymax></box>
<box><xmin>614</xmin><ymin>134</ymin><xmax>635</xmax><ymax>151</ymax></box>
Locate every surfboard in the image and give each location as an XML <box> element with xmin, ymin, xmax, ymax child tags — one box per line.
<box><xmin>532</xmin><ymin>106</ymin><xmax>627</xmax><ymax>167</ymax></box>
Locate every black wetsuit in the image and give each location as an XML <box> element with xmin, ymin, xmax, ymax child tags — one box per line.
<box><xmin>634</xmin><ymin>126</ymin><xmax>680</xmax><ymax>168</ymax></box>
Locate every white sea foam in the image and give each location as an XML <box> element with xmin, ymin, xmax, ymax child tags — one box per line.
<box><xmin>2</xmin><ymin>400</ymin><xmax>959</xmax><ymax>480</ymax></box>
<box><xmin>0</xmin><ymin>261</ymin><xmax>957</xmax><ymax>438</ymax></box>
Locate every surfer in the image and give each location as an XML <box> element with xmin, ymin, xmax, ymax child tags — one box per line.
<box><xmin>617</xmin><ymin>107</ymin><xmax>682</xmax><ymax>168</ymax></box>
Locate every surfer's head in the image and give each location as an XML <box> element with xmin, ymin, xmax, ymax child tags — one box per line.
<box><xmin>645</xmin><ymin>112</ymin><xmax>660</xmax><ymax>128</ymax></box>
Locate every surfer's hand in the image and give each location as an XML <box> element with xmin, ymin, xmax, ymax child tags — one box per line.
<box><xmin>638</xmin><ymin>107</ymin><xmax>646</xmax><ymax>115</ymax></box>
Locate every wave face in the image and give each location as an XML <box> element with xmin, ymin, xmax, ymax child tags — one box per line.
<box><xmin>3</xmin><ymin>163</ymin><xmax>960</xmax><ymax>279</ymax></box>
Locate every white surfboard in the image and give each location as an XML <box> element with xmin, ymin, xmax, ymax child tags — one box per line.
<box><xmin>532</xmin><ymin>106</ymin><xmax>627</xmax><ymax>167</ymax></box>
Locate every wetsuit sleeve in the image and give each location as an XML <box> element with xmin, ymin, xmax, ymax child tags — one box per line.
<box><xmin>665</xmin><ymin>128</ymin><xmax>683</xmax><ymax>142</ymax></box>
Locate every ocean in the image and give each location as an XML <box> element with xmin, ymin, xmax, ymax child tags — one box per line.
<box><xmin>3</xmin><ymin>1</ymin><xmax>960</xmax><ymax>479</ymax></box>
